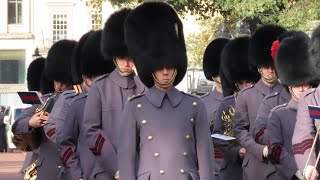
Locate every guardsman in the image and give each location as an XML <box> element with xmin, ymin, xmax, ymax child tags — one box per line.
<box><xmin>267</xmin><ymin>32</ymin><xmax>315</xmax><ymax>180</ymax></box>
<box><xmin>213</xmin><ymin>36</ymin><xmax>260</xmax><ymax>180</ymax></box>
<box><xmin>253</xmin><ymin>32</ymin><xmax>300</xmax><ymax>146</ymax></box>
<box><xmin>118</xmin><ymin>2</ymin><xmax>213</xmax><ymax>179</ymax></box>
<box><xmin>11</xmin><ymin>57</ymin><xmax>54</xmax><ymax>180</ymax></box>
<box><xmin>82</xmin><ymin>8</ymin><xmax>146</xmax><ymax>180</ymax></box>
<box><xmin>40</xmin><ymin>39</ymin><xmax>77</xmax><ymax>180</ymax></box>
<box><xmin>59</xmin><ymin>30</ymin><xmax>115</xmax><ymax>180</ymax></box>
<box><xmin>292</xmin><ymin>26</ymin><xmax>320</xmax><ymax>180</ymax></box>
<box><xmin>234</xmin><ymin>24</ymin><xmax>286</xmax><ymax>180</ymax></box>
<box><xmin>201</xmin><ymin>38</ymin><xmax>228</xmax><ymax>178</ymax></box>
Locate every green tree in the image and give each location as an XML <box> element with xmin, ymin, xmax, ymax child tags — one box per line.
<box><xmin>83</xmin><ymin>0</ymin><xmax>320</xmax><ymax>68</ymax></box>
<box><xmin>278</xmin><ymin>0</ymin><xmax>320</xmax><ymax>32</ymax></box>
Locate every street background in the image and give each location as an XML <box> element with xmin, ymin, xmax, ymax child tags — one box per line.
<box><xmin>0</xmin><ymin>152</ymin><xmax>25</xmax><ymax>180</ymax></box>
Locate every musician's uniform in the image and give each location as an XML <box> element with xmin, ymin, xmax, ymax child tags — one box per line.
<box><xmin>201</xmin><ymin>37</ymin><xmax>229</xmax><ymax>179</ymax></box>
<box><xmin>118</xmin><ymin>2</ymin><xmax>213</xmax><ymax>179</ymax></box>
<box><xmin>234</xmin><ymin>24</ymin><xmax>287</xmax><ymax>180</ymax></box>
<box><xmin>253</xmin><ymin>88</ymin><xmax>290</xmax><ymax>145</ymax></box>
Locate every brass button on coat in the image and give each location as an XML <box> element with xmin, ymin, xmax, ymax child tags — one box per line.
<box><xmin>182</xmin><ymin>152</ymin><xmax>188</xmax><ymax>157</ymax></box>
<box><xmin>160</xmin><ymin>170</ymin><xmax>165</xmax><ymax>175</ymax></box>
<box><xmin>193</xmin><ymin>102</ymin><xmax>197</xmax><ymax>107</ymax></box>
<box><xmin>180</xmin><ymin>169</ymin><xmax>185</xmax><ymax>174</ymax></box>
<box><xmin>154</xmin><ymin>152</ymin><xmax>160</xmax><ymax>157</ymax></box>
<box><xmin>142</xmin><ymin>120</ymin><xmax>147</xmax><ymax>125</ymax></box>
<box><xmin>190</xmin><ymin>118</ymin><xmax>194</xmax><ymax>123</ymax></box>
<box><xmin>148</xmin><ymin>136</ymin><xmax>153</xmax><ymax>141</ymax></box>
<box><xmin>137</xmin><ymin>104</ymin><xmax>142</xmax><ymax>108</ymax></box>
<box><xmin>186</xmin><ymin>134</ymin><xmax>191</xmax><ymax>140</ymax></box>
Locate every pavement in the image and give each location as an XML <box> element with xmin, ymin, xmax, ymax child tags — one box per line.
<box><xmin>0</xmin><ymin>152</ymin><xmax>26</xmax><ymax>180</ymax></box>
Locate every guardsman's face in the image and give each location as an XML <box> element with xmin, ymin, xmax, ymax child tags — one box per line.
<box><xmin>260</xmin><ymin>66</ymin><xmax>277</xmax><ymax>79</ymax></box>
<box><xmin>290</xmin><ymin>83</ymin><xmax>311</xmax><ymax>98</ymax></box>
<box><xmin>116</xmin><ymin>57</ymin><xmax>134</xmax><ymax>73</ymax></box>
<box><xmin>236</xmin><ymin>80</ymin><xmax>254</xmax><ymax>91</ymax></box>
<box><xmin>153</xmin><ymin>67</ymin><xmax>175</xmax><ymax>85</ymax></box>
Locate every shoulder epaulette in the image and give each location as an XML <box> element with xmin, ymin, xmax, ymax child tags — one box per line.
<box><xmin>200</xmin><ymin>93</ymin><xmax>210</xmax><ymax>99</ymax></box>
<box><xmin>239</xmin><ymin>84</ymin><xmax>254</xmax><ymax>93</ymax></box>
<box><xmin>306</xmin><ymin>88</ymin><xmax>316</xmax><ymax>95</ymax></box>
<box><xmin>265</xmin><ymin>92</ymin><xmax>280</xmax><ymax>100</ymax></box>
<box><xmin>300</xmin><ymin>88</ymin><xmax>316</xmax><ymax>100</ymax></box>
<box><xmin>182</xmin><ymin>92</ymin><xmax>201</xmax><ymax>99</ymax></box>
<box><xmin>272</xmin><ymin>103</ymin><xmax>287</xmax><ymax>112</ymax></box>
<box><xmin>93</xmin><ymin>73</ymin><xmax>109</xmax><ymax>83</ymax></box>
<box><xmin>128</xmin><ymin>93</ymin><xmax>145</xmax><ymax>102</ymax></box>
<box><xmin>73</xmin><ymin>93</ymin><xmax>87</xmax><ymax>103</ymax></box>
<box><xmin>61</xmin><ymin>89</ymin><xmax>77</xmax><ymax>97</ymax></box>
<box><xmin>222</xmin><ymin>94</ymin><xmax>234</xmax><ymax>102</ymax></box>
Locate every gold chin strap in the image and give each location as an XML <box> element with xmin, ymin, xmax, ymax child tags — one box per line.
<box><xmin>289</xmin><ymin>87</ymin><xmax>299</xmax><ymax>101</ymax></box>
<box><xmin>152</xmin><ymin>69</ymin><xmax>177</xmax><ymax>88</ymax></box>
<box><xmin>73</xmin><ymin>84</ymin><xmax>82</xmax><ymax>94</ymax></box>
<box><xmin>258</xmin><ymin>68</ymin><xmax>277</xmax><ymax>83</ymax></box>
<box><xmin>113</xmin><ymin>60</ymin><xmax>134</xmax><ymax>77</ymax></box>
<box><xmin>212</xmin><ymin>77</ymin><xmax>221</xmax><ymax>84</ymax></box>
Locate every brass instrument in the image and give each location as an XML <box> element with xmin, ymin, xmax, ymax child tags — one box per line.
<box><xmin>36</xmin><ymin>94</ymin><xmax>56</xmax><ymax>113</ymax></box>
<box><xmin>221</xmin><ymin>106</ymin><xmax>235</xmax><ymax>138</ymax></box>
<box><xmin>24</xmin><ymin>160</ymin><xmax>37</xmax><ymax>180</ymax></box>
<box><xmin>13</xmin><ymin>93</ymin><xmax>56</xmax><ymax>151</ymax></box>
<box><xmin>209</xmin><ymin>120</ymin><xmax>214</xmax><ymax>132</ymax></box>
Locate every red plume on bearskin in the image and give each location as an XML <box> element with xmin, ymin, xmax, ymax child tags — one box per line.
<box><xmin>271</xmin><ymin>40</ymin><xmax>280</xmax><ymax>61</ymax></box>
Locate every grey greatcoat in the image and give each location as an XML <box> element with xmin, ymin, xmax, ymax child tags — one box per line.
<box><xmin>201</xmin><ymin>88</ymin><xmax>223</xmax><ymax>178</ymax></box>
<box><xmin>118</xmin><ymin>86</ymin><xmax>214</xmax><ymax>180</ymax></box>
<box><xmin>234</xmin><ymin>79</ymin><xmax>282</xmax><ymax>180</ymax></box>
<box><xmin>253</xmin><ymin>87</ymin><xmax>290</xmax><ymax>145</ymax></box>
<box><xmin>11</xmin><ymin>93</ymin><xmax>51</xmax><ymax>179</ymax></box>
<box><xmin>267</xmin><ymin>99</ymin><xmax>299</xmax><ymax>180</ymax></box>
<box><xmin>60</xmin><ymin>93</ymin><xmax>95</xmax><ymax>180</ymax></box>
<box><xmin>213</xmin><ymin>94</ymin><xmax>243</xmax><ymax>180</ymax></box>
<box><xmin>43</xmin><ymin>88</ymin><xmax>82</xmax><ymax>179</ymax></box>
<box><xmin>12</xmin><ymin>93</ymin><xmax>63</xmax><ymax>180</ymax></box>
<box><xmin>292</xmin><ymin>86</ymin><xmax>320</xmax><ymax>174</ymax></box>
<box><xmin>83</xmin><ymin>70</ymin><xmax>146</xmax><ymax>179</ymax></box>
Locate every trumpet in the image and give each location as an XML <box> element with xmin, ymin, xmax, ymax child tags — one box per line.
<box><xmin>221</xmin><ymin>106</ymin><xmax>235</xmax><ymax>138</ymax></box>
<box><xmin>24</xmin><ymin>160</ymin><xmax>37</xmax><ymax>180</ymax></box>
<box><xmin>209</xmin><ymin>120</ymin><xmax>214</xmax><ymax>132</ymax></box>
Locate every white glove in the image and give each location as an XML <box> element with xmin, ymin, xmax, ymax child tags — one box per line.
<box><xmin>263</xmin><ymin>146</ymin><xmax>268</xmax><ymax>158</ymax></box>
<box><xmin>304</xmin><ymin>165</ymin><xmax>315</xmax><ymax>180</ymax></box>
<box><xmin>114</xmin><ymin>170</ymin><xmax>119</xmax><ymax>179</ymax></box>
<box><xmin>295</xmin><ymin>170</ymin><xmax>306</xmax><ymax>180</ymax></box>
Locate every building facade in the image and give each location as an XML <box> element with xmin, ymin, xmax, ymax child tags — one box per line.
<box><xmin>0</xmin><ymin>0</ymin><xmax>114</xmax><ymax>106</ymax></box>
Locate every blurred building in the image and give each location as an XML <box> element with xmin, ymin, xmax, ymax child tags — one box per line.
<box><xmin>0</xmin><ymin>0</ymin><xmax>114</xmax><ymax>106</ymax></box>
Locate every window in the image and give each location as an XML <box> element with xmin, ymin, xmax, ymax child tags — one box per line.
<box><xmin>90</xmin><ymin>13</ymin><xmax>102</xmax><ymax>30</ymax></box>
<box><xmin>8</xmin><ymin>0</ymin><xmax>23</xmax><ymax>24</ymax></box>
<box><xmin>52</xmin><ymin>14</ymin><xmax>68</xmax><ymax>43</ymax></box>
<box><xmin>0</xmin><ymin>50</ymin><xmax>25</xmax><ymax>84</ymax></box>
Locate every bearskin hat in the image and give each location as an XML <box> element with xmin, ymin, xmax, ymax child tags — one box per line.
<box><xmin>71</xmin><ymin>31</ymin><xmax>94</xmax><ymax>84</ymax></box>
<box><xmin>275</xmin><ymin>31</ymin><xmax>314</xmax><ymax>86</ymax></box>
<box><xmin>45</xmin><ymin>39</ymin><xmax>77</xmax><ymax>84</ymax></box>
<box><xmin>220</xmin><ymin>37</ymin><xmax>260</xmax><ymax>96</ymax></box>
<box><xmin>27</xmin><ymin>57</ymin><xmax>45</xmax><ymax>91</ymax></box>
<box><xmin>310</xmin><ymin>25</ymin><xmax>320</xmax><ymax>79</ymax></box>
<box><xmin>72</xmin><ymin>30</ymin><xmax>115</xmax><ymax>84</ymax></box>
<box><xmin>39</xmin><ymin>69</ymin><xmax>54</xmax><ymax>95</ymax></box>
<box><xmin>203</xmin><ymin>38</ymin><xmax>229</xmax><ymax>81</ymax></box>
<box><xmin>101</xmin><ymin>8</ymin><xmax>132</xmax><ymax>60</ymax></box>
<box><xmin>249</xmin><ymin>24</ymin><xmax>287</xmax><ymax>68</ymax></box>
<box><xmin>124</xmin><ymin>2</ymin><xmax>187</xmax><ymax>88</ymax></box>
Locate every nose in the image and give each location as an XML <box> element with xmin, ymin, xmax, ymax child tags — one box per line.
<box><xmin>163</xmin><ymin>68</ymin><xmax>168</xmax><ymax>75</ymax></box>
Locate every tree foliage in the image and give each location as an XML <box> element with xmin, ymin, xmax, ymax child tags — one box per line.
<box><xmin>83</xmin><ymin>0</ymin><xmax>320</xmax><ymax>67</ymax></box>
